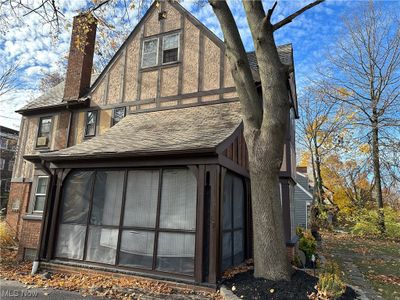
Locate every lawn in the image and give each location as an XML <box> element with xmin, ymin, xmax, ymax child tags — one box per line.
<box><xmin>319</xmin><ymin>231</ymin><xmax>400</xmax><ymax>300</ymax></box>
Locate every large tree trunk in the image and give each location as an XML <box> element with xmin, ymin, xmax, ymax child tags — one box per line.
<box><xmin>371</xmin><ymin>120</ymin><xmax>385</xmax><ymax>233</ymax></box>
<box><xmin>313</xmin><ymin>143</ymin><xmax>324</xmax><ymax>204</ymax></box>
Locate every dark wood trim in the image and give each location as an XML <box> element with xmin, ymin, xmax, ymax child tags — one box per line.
<box><xmin>198</xmin><ymin>32</ymin><xmax>204</xmax><ymax>100</ymax></box>
<box><xmin>215</xmin><ymin>122</ymin><xmax>243</xmax><ymax>154</ymax></box>
<box><xmin>194</xmin><ymin>164</ymin><xmax>205</xmax><ymax>283</ymax></box>
<box><xmin>218</xmin><ymin>155</ymin><xmax>249</xmax><ymax>179</ymax></box>
<box><xmin>121</xmin><ymin>48</ymin><xmax>127</xmax><ymax>102</ymax></box>
<box><xmin>219</xmin><ymin>48</ymin><xmax>225</xmax><ymax>100</ymax></box>
<box><xmin>47</xmin><ymin>170</ymin><xmax>63</xmax><ymax>260</ymax></box>
<box><xmin>160</xmin><ymin>0</ymin><xmax>166</xmax><ymax>33</ymax></box>
<box><xmin>142</xmin><ymin>28</ymin><xmax>181</xmax><ymax>40</ymax></box>
<box><xmin>17</xmin><ymin>118</ymin><xmax>28</xmax><ymax>176</ymax></box>
<box><xmin>66</xmin><ymin>110</ymin><xmax>73</xmax><ymax>148</ymax></box>
<box><xmin>206</xmin><ymin>164</ymin><xmax>220</xmax><ymax>284</ymax></box>
<box><xmin>177</xmin><ymin>14</ymin><xmax>185</xmax><ymax>98</ymax></box>
<box><xmin>139</xmin><ymin>61</ymin><xmax>181</xmax><ymax>73</ymax></box>
<box><xmin>137</xmin><ymin>28</ymin><xmax>144</xmax><ymax>101</ymax></box>
<box><xmin>104</xmin><ymin>73</ymin><xmax>110</xmax><ymax>105</ymax></box>
<box><xmin>152</xmin><ymin>169</ymin><xmax>163</xmax><ymax>270</ymax></box>
<box><xmin>280</xmin><ymin>178</ymin><xmax>292</xmax><ymax>243</ymax></box>
<box><xmin>82</xmin><ymin>171</ymin><xmax>97</xmax><ymax>261</ymax></box>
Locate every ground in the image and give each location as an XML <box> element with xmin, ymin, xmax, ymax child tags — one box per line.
<box><xmin>0</xmin><ymin>248</ymin><xmax>219</xmax><ymax>300</ymax></box>
<box><xmin>319</xmin><ymin>231</ymin><xmax>400</xmax><ymax>300</ymax></box>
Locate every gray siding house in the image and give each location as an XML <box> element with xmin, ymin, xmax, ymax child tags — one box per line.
<box><xmin>294</xmin><ymin>168</ymin><xmax>313</xmax><ymax>229</ymax></box>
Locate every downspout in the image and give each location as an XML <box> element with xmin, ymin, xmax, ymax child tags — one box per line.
<box><xmin>31</xmin><ymin>160</ymin><xmax>53</xmax><ymax>275</ymax></box>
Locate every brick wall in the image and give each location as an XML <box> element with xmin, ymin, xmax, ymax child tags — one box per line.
<box><xmin>17</xmin><ymin>219</ymin><xmax>41</xmax><ymax>260</ymax></box>
<box><xmin>5</xmin><ymin>182</ymin><xmax>31</xmax><ymax>239</ymax></box>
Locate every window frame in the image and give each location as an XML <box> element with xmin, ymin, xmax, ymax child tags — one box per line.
<box><xmin>32</xmin><ymin>175</ymin><xmax>49</xmax><ymax>213</ymax></box>
<box><xmin>36</xmin><ymin>116</ymin><xmax>53</xmax><ymax>149</ymax></box>
<box><xmin>84</xmin><ymin>110</ymin><xmax>98</xmax><ymax>138</ymax></box>
<box><xmin>111</xmin><ymin>107</ymin><xmax>126</xmax><ymax>126</ymax></box>
<box><xmin>0</xmin><ymin>158</ymin><xmax>4</xmax><ymax>170</ymax></box>
<box><xmin>54</xmin><ymin>167</ymin><xmax>198</xmax><ymax>278</ymax></box>
<box><xmin>141</xmin><ymin>37</ymin><xmax>159</xmax><ymax>69</ymax></box>
<box><xmin>161</xmin><ymin>33</ymin><xmax>180</xmax><ymax>65</ymax></box>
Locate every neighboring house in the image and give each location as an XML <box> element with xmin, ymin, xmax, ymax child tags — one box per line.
<box><xmin>6</xmin><ymin>1</ymin><xmax>298</xmax><ymax>286</ymax></box>
<box><xmin>0</xmin><ymin>126</ymin><xmax>19</xmax><ymax>211</ymax></box>
<box><xmin>294</xmin><ymin>166</ymin><xmax>313</xmax><ymax>229</ymax></box>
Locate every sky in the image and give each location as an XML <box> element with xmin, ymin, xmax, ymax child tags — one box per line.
<box><xmin>0</xmin><ymin>0</ymin><xmax>399</xmax><ymax>130</ymax></box>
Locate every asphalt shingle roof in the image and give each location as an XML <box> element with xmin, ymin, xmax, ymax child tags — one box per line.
<box><xmin>40</xmin><ymin>101</ymin><xmax>242</xmax><ymax>161</ymax></box>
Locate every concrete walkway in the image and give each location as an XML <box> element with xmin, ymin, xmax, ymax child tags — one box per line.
<box><xmin>0</xmin><ymin>279</ymin><xmax>105</xmax><ymax>300</ymax></box>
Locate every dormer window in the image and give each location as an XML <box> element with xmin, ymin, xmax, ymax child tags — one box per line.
<box><xmin>36</xmin><ymin>116</ymin><xmax>52</xmax><ymax>148</ymax></box>
<box><xmin>162</xmin><ymin>33</ymin><xmax>179</xmax><ymax>64</ymax></box>
<box><xmin>141</xmin><ymin>38</ymin><xmax>159</xmax><ymax>68</ymax></box>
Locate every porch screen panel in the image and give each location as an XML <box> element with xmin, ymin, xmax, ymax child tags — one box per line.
<box><xmin>55</xmin><ymin>170</ymin><xmax>94</xmax><ymax>259</ymax></box>
<box><xmin>86</xmin><ymin>227</ymin><xmax>118</xmax><ymax>264</ymax></box>
<box><xmin>90</xmin><ymin>171</ymin><xmax>124</xmax><ymax>226</ymax></box>
<box><xmin>119</xmin><ymin>230</ymin><xmax>154</xmax><ymax>269</ymax></box>
<box><xmin>156</xmin><ymin>232</ymin><xmax>195</xmax><ymax>275</ymax></box>
<box><xmin>123</xmin><ymin>170</ymin><xmax>159</xmax><ymax>227</ymax></box>
<box><xmin>159</xmin><ymin>169</ymin><xmax>197</xmax><ymax>230</ymax></box>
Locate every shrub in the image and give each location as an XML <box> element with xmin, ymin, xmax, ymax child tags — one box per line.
<box><xmin>0</xmin><ymin>221</ymin><xmax>17</xmax><ymax>248</ymax></box>
<box><xmin>310</xmin><ymin>262</ymin><xmax>345</xmax><ymax>300</ymax></box>
<box><xmin>299</xmin><ymin>230</ymin><xmax>317</xmax><ymax>260</ymax></box>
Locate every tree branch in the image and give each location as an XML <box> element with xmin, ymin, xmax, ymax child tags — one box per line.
<box><xmin>273</xmin><ymin>0</ymin><xmax>325</xmax><ymax>31</ymax></box>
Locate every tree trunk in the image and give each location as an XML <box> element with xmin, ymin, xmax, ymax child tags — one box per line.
<box><xmin>313</xmin><ymin>141</ymin><xmax>324</xmax><ymax>204</ymax></box>
<box><xmin>371</xmin><ymin>120</ymin><xmax>385</xmax><ymax>233</ymax></box>
<box><xmin>246</xmin><ymin>129</ymin><xmax>291</xmax><ymax>280</ymax></box>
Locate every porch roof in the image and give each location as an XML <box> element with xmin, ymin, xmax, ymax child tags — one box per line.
<box><xmin>38</xmin><ymin>101</ymin><xmax>242</xmax><ymax>161</ymax></box>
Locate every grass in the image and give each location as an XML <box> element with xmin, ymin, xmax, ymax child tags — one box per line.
<box><xmin>320</xmin><ymin>231</ymin><xmax>400</xmax><ymax>300</ymax></box>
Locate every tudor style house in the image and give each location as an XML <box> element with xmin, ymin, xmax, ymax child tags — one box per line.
<box><xmin>6</xmin><ymin>1</ymin><xmax>298</xmax><ymax>286</ymax></box>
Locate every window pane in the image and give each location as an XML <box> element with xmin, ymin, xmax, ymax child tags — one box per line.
<box><xmin>86</xmin><ymin>227</ymin><xmax>118</xmax><ymax>265</ymax></box>
<box><xmin>221</xmin><ymin>232</ymin><xmax>232</xmax><ymax>271</ymax></box>
<box><xmin>36</xmin><ymin>177</ymin><xmax>48</xmax><ymax>194</ymax></box>
<box><xmin>91</xmin><ymin>171</ymin><xmax>124</xmax><ymax>226</ymax></box>
<box><xmin>233</xmin><ymin>230</ymin><xmax>244</xmax><ymax>265</ymax></box>
<box><xmin>163</xmin><ymin>34</ymin><xmax>179</xmax><ymax>50</ymax></box>
<box><xmin>86</xmin><ymin>124</ymin><xmax>95</xmax><ymax>136</ymax></box>
<box><xmin>222</xmin><ymin>174</ymin><xmax>233</xmax><ymax>230</ymax></box>
<box><xmin>55</xmin><ymin>224</ymin><xmax>86</xmax><ymax>260</ymax></box>
<box><xmin>156</xmin><ymin>232</ymin><xmax>194</xmax><ymax>275</ymax></box>
<box><xmin>40</xmin><ymin>119</ymin><xmax>51</xmax><ymax>134</ymax></box>
<box><xmin>144</xmin><ymin>39</ymin><xmax>158</xmax><ymax>53</ymax></box>
<box><xmin>119</xmin><ymin>230</ymin><xmax>154</xmax><ymax>269</ymax></box>
<box><xmin>142</xmin><ymin>53</ymin><xmax>157</xmax><ymax>68</ymax></box>
<box><xmin>123</xmin><ymin>170</ymin><xmax>159</xmax><ymax>228</ymax></box>
<box><xmin>85</xmin><ymin>111</ymin><xmax>97</xmax><ymax>136</ymax></box>
<box><xmin>159</xmin><ymin>169</ymin><xmax>196</xmax><ymax>230</ymax></box>
<box><xmin>233</xmin><ymin>176</ymin><xmax>244</xmax><ymax>229</ymax></box>
<box><xmin>163</xmin><ymin>49</ymin><xmax>178</xmax><ymax>64</ymax></box>
<box><xmin>113</xmin><ymin>107</ymin><xmax>125</xmax><ymax>125</ymax></box>
<box><xmin>142</xmin><ymin>39</ymin><xmax>158</xmax><ymax>68</ymax></box>
<box><xmin>34</xmin><ymin>196</ymin><xmax>46</xmax><ymax>211</ymax></box>
<box><xmin>60</xmin><ymin>171</ymin><xmax>94</xmax><ymax>224</ymax></box>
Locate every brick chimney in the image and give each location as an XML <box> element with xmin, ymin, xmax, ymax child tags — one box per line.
<box><xmin>63</xmin><ymin>13</ymin><xmax>97</xmax><ymax>101</ymax></box>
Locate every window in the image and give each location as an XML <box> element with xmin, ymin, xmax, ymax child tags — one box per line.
<box><xmin>8</xmin><ymin>160</ymin><xmax>14</xmax><ymax>172</ymax></box>
<box><xmin>0</xmin><ymin>139</ymin><xmax>8</xmax><ymax>149</ymax></box>
<box><xmin>162</xmin><ymin>34</ymin><xmax>179</xmax><ymax>64</ymax></box>
<box><xmin>221</xmin><ymin>173</ymin><xmax>245</xmax><ymax>271</ymax></box>
<box><xmin>0</xmin><ymin>158</ymin><xmax>4</xmax><ymax>170</ymax></box>
<box><xmin>112</xmin><ymin>107</ymin><xmax>126</xmax><ymax>126</ymax></box>
<box><xmin>85</xmin><ymin>111</ymin><xmax>98</xmax><ymax>137</ymax></box>
<box><xmin>141</xmin><ymin>38</ymin><xmax>158</xmax><ymax>68</ymax></box>
<box><xmin>55</xmin><ymin>168</ymin><xmax>197</xmax><ymax>276</ymax></box>
<box><xmin>33</xmin><ymin>176</ymin><xmax>49</xmax><ymax>212</ymax></box>
<box><xmin>36</xmin><ymin>117</ymin><xmax>52</xmax><ymax>148</ymax></box>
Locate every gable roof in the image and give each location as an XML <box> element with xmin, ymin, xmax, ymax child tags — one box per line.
<box><xmin>35</xmin><ymin>101</ymin><xmax>242</xmax><ymax>161</ymax></box>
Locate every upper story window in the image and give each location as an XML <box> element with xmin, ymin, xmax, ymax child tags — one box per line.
<box><xmin>112</xmin><ymin>107</ymin><xmax>126</xmax><ymax>126</ymax></box>
<box><xmin>141</xmin><ymin>38</ymin><xmax>159</xmax><ymax>68</ymax></box>
<box><xmin>85</xmin><ymin>111</ymin><xmax>98</xmax><ymax>137</ymax></box>
<box><xmin>0</xmin><ymin>158</ymin><xmax>4</xmax><ymax>170</ymax></box>
<box><xmin>36</xmin><ymin>117</ymin><xmax>52</xmax><ymax>148</ymax></box>
<box><xmin>0</xmin><ymin>139</ymin><xmax>7</xmax><ymax>149</ymax></box>
<box><xmin>162</xmin><ymin>33</ymin><xmax>179</xmax><ymax>64</ymax></box>
<box><xmin>8</xmin><ymin>160</ymin><xmax>14</xmax><ymax>172</ymax></box>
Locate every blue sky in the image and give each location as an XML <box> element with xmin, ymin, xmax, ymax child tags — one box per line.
<box><xmin>0</xmin><ymin>0</ymin><xmax>398</xmax><ymax>129</ymax></box>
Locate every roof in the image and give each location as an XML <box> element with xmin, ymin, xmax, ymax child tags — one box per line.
<box><xmin>17</xmin><ymin>74</ymin><xmax>98</xmax><ymax>113</ymax></box>
<box><xmin>247</xmin><ymin>44</ymin><xmax>293</xmax><ymax>73</ymax></box>
<box><xmin>38</xmin><ymin>102</ymin><xmax>242</xmax><ymax>161</ymax></box>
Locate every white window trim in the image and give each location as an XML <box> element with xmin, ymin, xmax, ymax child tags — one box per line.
<box><xmin>141</xmin><ymin>37</ymin><xmax>159</xmax><ymax>69</ymax></box>
<box><xmin>33</xmin><ymin>176</ymin><xmax>49</xmax><ymax>213</ymax></box>
<box><xmin>162</xmin><ymin>33</ymin><xmax>180</xmax><ymax>65</ymax></box>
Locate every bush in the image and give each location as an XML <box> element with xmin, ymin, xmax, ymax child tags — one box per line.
<box><xmin>309</xmin><ymin>262</ymin><xmax>345</xmax><ymax>300</ymax></box>
<box><xmin>299</xmin><ymin>230</ymin><xmax>317</xmax><ymax>260</ymax></box>
<box><xmin>0</xmin><ymin>221</ymin><xmax>17</xmax><ymax>248</ymax></box>
<box><xmin>349</xmin><ymin>207</ymin><xmax>400</xmax><ymax>239</ymax></box>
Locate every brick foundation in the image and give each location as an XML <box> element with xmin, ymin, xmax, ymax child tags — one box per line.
<box><xmin>17</xmin><ymin>219</ymin><xmax>42</xmax><ymax>260</ymax></box>
<box><xmin>5</xmin><ymin>182</ymin><xmax>31</xmax><ymax>239</ymax></box>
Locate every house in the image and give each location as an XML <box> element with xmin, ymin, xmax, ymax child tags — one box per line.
<box><xmin>6</xmin><ymin>1</ymin><xmax>298</xmax><ymax>286</ymax></box>
<box><xmin>294</xmin><ymin>166</ymin><xmax>313</xmax><ymax>229</ymax></box>
<box><xmin>0</xmin><ymin>126</ymin><xmax>19</xmax><ymax>211</ymax></box>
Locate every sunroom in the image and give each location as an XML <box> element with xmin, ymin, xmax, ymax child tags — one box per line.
<box><xmin>27</xmin><ymin>102</ymin><xmax>253</xmax><ymax>286</ymax></box>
